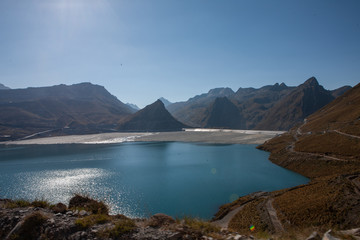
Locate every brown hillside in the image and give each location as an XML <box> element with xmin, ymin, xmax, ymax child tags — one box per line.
<box><xmin>214</xmin><ymin>81</ymin><xmax>360</xmax><ymax>237</ymax></box>
<box><xmin>301</xmin><ymin>82</ymin><xmax>360</xmax><ymax>136</ymax></box>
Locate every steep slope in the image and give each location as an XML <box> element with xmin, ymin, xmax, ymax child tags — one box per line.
<box><xmin>167</xmin><ymin>88</ymin><xmax>235</xmax><ymax>127</ymax></box>
<box><xmin>232</xmin><ymin>83</ymin><xmax>295</xmax><ymax>129</ymax></box>
<box><xmin>126</xmin><ymin>103</ymin><xmax>140</xmax><ymax>111</ymax></box>
<box><xmin>214</xmin><ymin>82</ymin><xmax>360</xmax><ymax>235</ymax></box>
<box><xmin>331</xmin><ymin>85</ymin><xmax>352</xmax><ymax>98</ymax></box>
<box><xmin>255</xmin><ymin>77</ymin><xmax>335</xmax><ymax>130</ymax></box>
<box><xmin>201</xmin><ymin>97</ymin><xmax>245</xmax><ymax>129</ymax></box>
<box><xmin>118</xmin><ymin>100</ymin><xmax>188</xmax><ymax>132</ymax></box>
<box><xmin>0</xmin><ymin>83</ymin><xmax>133</xmax><ymax>140</ymax></box>
<box><xmin>159</xmin><ymin>97</ymin><xmax>172</xmax><ymax>107</ymax></box>
<box><xmin>0</xmin><ymin>83</ymin><xmax>10</xmax><ymax>90</ymax></box>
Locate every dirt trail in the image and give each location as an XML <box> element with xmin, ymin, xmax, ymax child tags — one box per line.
<box><xmin>265</xmin><ymin>198</ymin><xmax>284</xmax><ymax>233</ymax></box>
<box><xmin>212</xmin><ymin>204</ymin><xmax>248</xmax><ymax>229</ymax></box>
<box><xmin>333</xmin><ymin>130</ymin><xmax>360</xmax><ymax>139</ymax></box>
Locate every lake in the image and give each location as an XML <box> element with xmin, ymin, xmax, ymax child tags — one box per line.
<box><xmin>0</xmin><ymin>142</ymin><xmax>308</xmax><ymax>219</ymax></box>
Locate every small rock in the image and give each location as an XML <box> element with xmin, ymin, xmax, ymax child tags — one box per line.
<box><xmin>66</xmin><ymin>211</ymin><xmax>73</xmax><ymax>215</ymax></box>
<box><xmin>55</xmin><ymin>213</ymin><xmax>62</xmax><ymax>217</ymax></box>
<box><xmin>79</xmin><ymin>210</ymin><xmax>88</xmax><ymax>216</ymax></box>
<box><xmin>338</xmin><ymin>228</ymin><xmax>360</xmax><ymax>237</ymax></box>
<box><xmin>48</xmin><ymin>218</ymin><xmax>55</xmax><ymax>224</ymax></box>
<box><xmin>323</xmin><ymin>230</ymin><xmax>340</xmax><ymax>240</ymax></box>
<box><xmin>74</xmin><ymin>209</ymin><xmax>79</xmax><ymax>215</ymax></box>
<box><xmin>306</xmin><ymin>231</ymin><xmax>321</xmax><ymax>240</ymax></box>
<box><xmin>53</xmin><ymin>203</ymin><xmax>67</xmax><ymax>213</ymax></box>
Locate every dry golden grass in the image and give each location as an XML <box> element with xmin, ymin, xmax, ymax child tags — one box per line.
<box><xmin>295</xmin><ymin>132</ymin><xmax>360</xmax><ymax>160</ymax></box>
<box><xmin>274</xmin><ymin>176</ymin><xmax>360</xmax><ymax>230</ymax></box>
<box><xmin>228</xmin><ymin>198</ymin><xmax>270</xmax><ymax>234</ymax></box>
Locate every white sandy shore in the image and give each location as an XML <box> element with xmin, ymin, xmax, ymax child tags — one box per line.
<box><xmin>1</xmin><ymin>129</ymin><xmax>284</xmax><ymax>145</ymax></box>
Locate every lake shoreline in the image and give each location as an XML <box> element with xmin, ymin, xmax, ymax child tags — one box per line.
<box><xmin>0</xmin><ymin>129</ymin><xmax>284</xmax><ymax>145</ymax></box>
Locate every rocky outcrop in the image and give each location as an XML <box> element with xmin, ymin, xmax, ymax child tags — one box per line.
<box><xmin>0</xmin><ymin>198</ymin><xmax>254</xmax><ymax>240</ymax></box>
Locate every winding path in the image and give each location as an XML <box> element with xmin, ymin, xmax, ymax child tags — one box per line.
<box><xmin>212</xmin><ymin>204</ymin><xmax>248</xmax><ymax>229</ymax></box>
<box><xmin>265</xmin><ymin>198</ymin><xmax>284</xmax><ymax>233</ymax></box>
<box><xmin>333</xmin><ymin>130</ymin><xmax>360</xmax><ymax>139</ymax></box>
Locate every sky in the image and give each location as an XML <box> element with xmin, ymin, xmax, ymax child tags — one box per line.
<box><xmin>0</xmin><ymin>0</ymin><xmax>360</xmax><ymax>108</ymax></box>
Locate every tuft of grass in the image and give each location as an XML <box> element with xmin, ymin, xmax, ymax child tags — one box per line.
<box><xmin>6</xmin><ymin>199</ymin><xmax>31</xmax><ymax>209</ymax></box>
<box><xmin>181</xmin><ymin>216</ymin><xmax>220</xmax><ymax>234</ymax></box>
<box><xmin>10</xmin><ymin>212</ymin><xmax>48</xmax><ymax>240</ymax></box>
<box><xmin>69</xmin><ymin>194</ymin><xmax>109</xmax><ymax>215</ymax></box>
<box><xmin>99</xmin><ymin>218</ymin><xmax>136</xmax><ymax>238</ymax></box>
<box><xmin>75</xmin><ymin>214</ymin><xmax>111</xmax><ymax>229</ymax></box>
<box><xmin>31</xmin><ymin>199</ymin><xmax>50</xmax><ymax>208</ymax></box>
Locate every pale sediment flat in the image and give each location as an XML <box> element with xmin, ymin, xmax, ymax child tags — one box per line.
<box><xmin>1</xmin><ymin>129</ymin><xmax>284</xmax><ymax>145</ymax></box>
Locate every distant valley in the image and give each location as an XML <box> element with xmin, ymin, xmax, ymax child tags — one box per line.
<box><xmin>0</xmin><ymin>77</ymin><xmax>353</xmax><ymax>141</ymax></box>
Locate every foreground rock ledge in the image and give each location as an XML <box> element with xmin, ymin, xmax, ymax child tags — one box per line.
<box><xmin>1</xmin><ymin>199</ymin><xmax>360</xmax><ymax>240</ymax></box>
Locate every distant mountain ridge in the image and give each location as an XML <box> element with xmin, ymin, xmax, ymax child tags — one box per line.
<box><xmin>168</xmin><ymin>77</ymin><xmax>351</xmax><ymax>131</ymax></box>
<box><xmin>0</xmin><ymin>83</ymin><xmax>134</xmax><ymax>140</ymax></box>
<box><xmin>0</xmin><ymin>78</ymin><xmax>353</xmax><ymax>141</ymax></box>
<box><xmin>0</xmin><ymin>83</ymin><xmax>10</xmax><ymax>90</ymax></box>
<box><xmin>159</xmin><ymin>97</ymin><xmax>172</xmax><ymax>107</ymax></box>
<box><xmin>255</xmin><ymin>77</ymin><xmax>336</xmax><ymax>130</ymax></box>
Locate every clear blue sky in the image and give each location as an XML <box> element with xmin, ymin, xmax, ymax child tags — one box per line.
<box><xmin>1</xmin><ymin>0</ymin><xmax>359</xmax><ymax>107</ymax></box>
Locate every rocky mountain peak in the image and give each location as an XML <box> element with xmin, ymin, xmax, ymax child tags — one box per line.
<box><xmin>118</xmin><ymin>100</ymin><xmax>187</xmax><ymax>132</ymax></box>
<box><xmin>302</xmin><ymin>76</ymin><xmax>320</xmax><ymax>87</ymax></box>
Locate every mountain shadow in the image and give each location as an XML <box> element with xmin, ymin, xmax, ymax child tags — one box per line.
<box><xmin>201</xmin><ymin>97</ymin><xmax>245</xmax><ymax>129</ymax></box>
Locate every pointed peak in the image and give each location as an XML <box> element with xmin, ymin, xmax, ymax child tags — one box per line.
<box><xmin>303</xmin><ymin>77</ymin><xmax>319</xmax><ymax>86</ymax></box>
<box><xmin>159</xmin><ymin>97</ymin><xmax>172</xmax><ymax>107</ymax></box>
<box><xmin>280</xmin><ymin>82</ymin><xmax>287</xmax><ymax>87</ymax></box>
<box><xmin>144</xmin><ymin>99</ymin><xmax>165</xmax><ymax>109</ymax></box>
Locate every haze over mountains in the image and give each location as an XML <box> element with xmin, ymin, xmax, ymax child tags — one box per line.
<box><xmin>0</xmin><ymin>83</ymin><xmax>135</xmax><ymax>140</ymax></box>
<box><xmin>0</xmin><ymin>77</ymin><xmax>353</xmax><ymax>141</ymax></box>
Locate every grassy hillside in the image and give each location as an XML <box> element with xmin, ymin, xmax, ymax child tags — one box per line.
<box><xmin>214</xmin><ymin>82</ymin><xmax>360</xmax><ymax>237</ymax></box>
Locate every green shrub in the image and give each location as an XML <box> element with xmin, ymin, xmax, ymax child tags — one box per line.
<box><xmin>31</xmin><ymin>199</ymin><xmax>50</xmax><ymax>208</ymax></box>
<box><xmin>6</xmin><ymin>199</ymin><xmax>31</xmax><ymax>208</ymax></box>
<box><xmin>109</xmin><ymin>219</ymin><xmax>136</xmax><ymax>236</ymax></box>
<box><xmin>75</xmin><ymin>214</ymin><xmax>111</xmax><ymax>229</ymax></box>
<box><xmin>99</xmin><ymin>218</ymin><xmax>136</xmax><ymax>238</ymax></box>
<box><xmin>182</xmin><ymin>216</ymin><xmax>220</xmax><ymax>234</ymax></box>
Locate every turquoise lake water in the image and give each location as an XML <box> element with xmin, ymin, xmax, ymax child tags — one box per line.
<box><xmin>0</xmin><ymin>142</ymin><xmax>308</xmax><ymax>219</ymax></box>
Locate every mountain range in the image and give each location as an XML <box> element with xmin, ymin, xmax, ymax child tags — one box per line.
<box><xmin>0</xmin><ymin>77</ymin><xmax>353</xmax><ymax>140</ymax></box>
<box><xmin>0</xmin><ymin>83</ymin><xmax>134</xmax><ymax>140</ymax></box>
<box><xmin>167</xmin><ymin>77</ymin><xmax>351</xmax><ymax>130</ymax></box>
